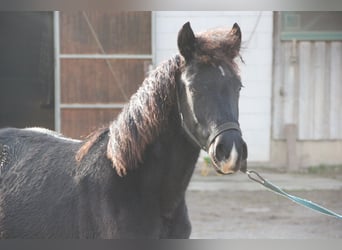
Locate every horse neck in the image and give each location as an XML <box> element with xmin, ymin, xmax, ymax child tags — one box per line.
<box><xmin>145</xmin><ymin>107</ymin><xmax>201</xmax><ymax>215</ymax></box>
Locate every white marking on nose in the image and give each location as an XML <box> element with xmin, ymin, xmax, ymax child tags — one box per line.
<box><xmin>218</xmin><ymin>65</ymin><xmax>225</xmax><ymax>76</ymax></box>
<box><xmin>221</xmin><ymin>142</ymin><xmax>238</xmax><ymax>173</ymax></box>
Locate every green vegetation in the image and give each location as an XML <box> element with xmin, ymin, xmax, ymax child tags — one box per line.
<box><xmin>203</xmin><ymin>156</ymin><xmax>212</xmax><ymax>166</ymax></box>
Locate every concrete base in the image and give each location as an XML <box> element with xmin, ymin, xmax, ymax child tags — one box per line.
<box><xmin>270</xmin><ymin>139</ymin><xmax>342</xmax><ymax>169</ymax></box>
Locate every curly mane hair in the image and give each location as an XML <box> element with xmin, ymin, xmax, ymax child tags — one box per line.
<box><xmin>194</xmin><ymin>25</ymin><xmax>242</xmax><ymax>78</ymax></box>
<box><xmin>106</xmin><ymin>56</ymin><xmax>182</xmax><ymax>176</ymax></box>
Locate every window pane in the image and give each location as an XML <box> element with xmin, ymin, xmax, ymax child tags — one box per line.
<box><xmin>281</xmin><ymin>12</ymin><xmax>342</xmax><ymax>40</ymax></box>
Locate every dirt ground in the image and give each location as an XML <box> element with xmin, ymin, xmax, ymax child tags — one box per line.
<box><xmin>186</xmin><ymin>168</ymin><xmax>342</xmax><ymax>239</ymax></box>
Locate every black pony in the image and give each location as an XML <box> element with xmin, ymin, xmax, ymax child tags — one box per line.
<box><xmin>0</xmin><ymin>22</ymin><xmax>247</xmax><ymax>238</ymax></box>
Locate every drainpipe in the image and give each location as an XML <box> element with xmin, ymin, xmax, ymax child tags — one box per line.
<box><xmin>285</xmin><ymin>39</ymin><xmax>298</xmax><ymax>172</ymax></box>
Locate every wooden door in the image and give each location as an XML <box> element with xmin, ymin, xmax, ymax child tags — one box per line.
<box><xmin>57</xmin><ymin>11</ymin><xmax>152</xmax><ymax>139</ymax></box>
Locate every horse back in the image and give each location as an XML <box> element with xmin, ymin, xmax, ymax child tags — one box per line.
<box><xmin>0</xmin><ymin>127</ymin><xmax>81</xmax><ymax>173</ymax></box>
<box><xmin>0</xmin><ymin>127</ymin><xmax>82</xmax><ymax>238</ymax></box>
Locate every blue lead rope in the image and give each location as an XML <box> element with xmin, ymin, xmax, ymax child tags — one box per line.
<box><xmin>246</xmin><ymin>170</ymin><xmax>342</xmax><ymax>219</ymax></box>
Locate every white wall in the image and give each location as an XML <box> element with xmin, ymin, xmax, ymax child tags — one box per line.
<box><xmin>154</xmin><ymin>11</ymin><xmax>273</xmax><ymax>163</ymax></box>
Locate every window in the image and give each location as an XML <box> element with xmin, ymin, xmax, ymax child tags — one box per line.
<box><xmin>281</xmin><ymin>12</ymin><xmax>342</xmax><ymax>41</ymax></box>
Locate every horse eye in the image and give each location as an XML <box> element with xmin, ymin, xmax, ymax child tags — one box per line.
<box><xmin>235</xmin><ymin>85</ymin><xmax>242</xmax><ymax>94</ymax></box>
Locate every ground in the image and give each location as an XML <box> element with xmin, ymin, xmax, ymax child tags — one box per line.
<box><xmin>186</xmin><ymin>166</ymin><xmax>342</xmax><ymax>239</ymax></box>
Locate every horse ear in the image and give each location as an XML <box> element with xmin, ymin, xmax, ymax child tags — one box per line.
<box><xmin>229</xmin><ymin>23</ymin><xmax>242</xmax><ymax>56</ymax></box>
<box><xmin>177</xmin><ymin>22</ymin><xmax>196</xmax><ymax>61</ymax></box>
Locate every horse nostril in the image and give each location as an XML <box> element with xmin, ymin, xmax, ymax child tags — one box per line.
<box><xmin>215</xmin><ymin>143</ymin><xmax>223</xmax><ymax>161</ymax></box>
<box><xmin>215</xmin><ymin>143</ymin><xmax>226</xmax><ymax>162</ymax></box>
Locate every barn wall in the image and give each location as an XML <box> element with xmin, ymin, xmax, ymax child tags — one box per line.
<box><xmin>271</xmin><ymin>12</ymin><xmax>342</xmax><ymax>169</ymax></box>
<box><xmin>154</xmin><ymin>11</ymin><xmax>274</xmax><ymax>163</ymax></box>
<box><xmin>273</xmin><ymin>41</ymin><xmax>342</xmax><ymax>140</ymax></box>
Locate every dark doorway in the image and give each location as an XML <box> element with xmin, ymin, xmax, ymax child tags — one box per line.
<box><xmin>0</xmin><ymin>12</ymin><xmax>54</xmax><ymax>130</ymax></box>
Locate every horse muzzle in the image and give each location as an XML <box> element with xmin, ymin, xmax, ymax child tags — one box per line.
<box><xmin>208</xmin><ymin>130</ymin><xmax>248</xmax><ymax>175</ymax></box>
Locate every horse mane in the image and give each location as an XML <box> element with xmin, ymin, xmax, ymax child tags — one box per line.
<box><xmin>108</xmin><ymin>56</ymin><xmax>182</xmax><ymax>176</ymax></box>
<box><xmin>75</xmin><ymin>126</ymin><xmax>109</xmax><ymax>162</ymax></box>
<box><xmin>76</xmin><ymin>56</ymin><xmax>182</xmax><ymax>176</ymax></box>
<box><xmin>76</xmin><ymin>26</ymin><xmax>241</xmax><ymax>177</ymax></box>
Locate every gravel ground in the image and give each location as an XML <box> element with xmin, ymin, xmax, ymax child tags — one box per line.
<box><xmin>186</xmin><ymin>168</ymin><xmax>342</xmax><ymax>239</ymax></box>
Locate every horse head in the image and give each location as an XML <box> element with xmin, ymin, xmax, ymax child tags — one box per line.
<box><xmin>176</xmin><ymin>22</ymin><xmax>248</xmax><ymax>174</ymax></box>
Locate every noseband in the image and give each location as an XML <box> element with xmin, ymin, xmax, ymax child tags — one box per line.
<box><xmin>175</xmin><ymin>75</ymin><xmax>241</xmax><ymax>151</ymax></box>
<box><xmin>181</xmin><ymin>117</ymin><xmax>240</xmax><ymax>151</ymax></box>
